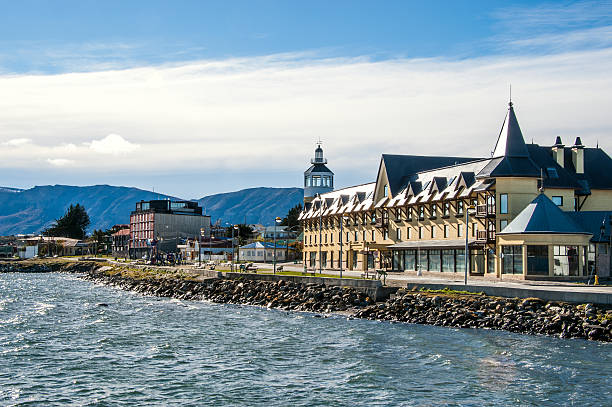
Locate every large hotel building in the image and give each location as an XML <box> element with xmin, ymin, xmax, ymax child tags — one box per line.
<box><xmin>299</xmin><ymin>101</ymin><xmax>612</xmax><ymax>279</ymax></box>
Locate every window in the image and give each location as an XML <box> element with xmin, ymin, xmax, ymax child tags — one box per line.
<box><xmin>527</xmin><ymin>245</ymin><xmax>549</xmax><ymax>275</ymax></box>
<box><xmin>547</xmin><ymin>167</ymin><xmax>559</xmax><ymax>178</ymax></box>
<box><xmin>502</xmin><ymin>245</ymin><xmax>523</xmax><ymax>274</ymax></box>
<box><xmin>354</xmin><ymin>231</ymin><xmax>358</xmax><ymax>241</ymax></box>
<box><xmin>312</xmin><ymin>175</ymin><xmax>321</xmax><ymax>187</ymax></box>
<box><xmin>430</xmin><ymin>226</ymin><xmax>436</xmax><ymax>239</ymax></box>
<box><xmin>419</xmin><ymin>206</ymin><xmax>425</xmax><ymax>220</ymax></box>
<box><xmin>444</xmin><ymin>225</ymin><xmax>449</xmax><ymax>238</ymax></box>
<box><xmin>330</xmin><ymin>233</ymin><xmax>333</xmax><ymax>243</ymax></box>
<box><xmin>384</xmin><ymin>184</ymin><xmax>389</xmax><ymax>197</ymax></box>
<box><xmin>397</xmin><ymin>228</ymin><xmax>402</xmax><ymax>240</ymax></box>
<box><xmin>371</xmin><ymin>213</ymin><xmax>376</xmax><ymax>224</ymax></box>
<box><xmin>457</xmin><ymin>200</ymin><xmax>464</xmax><ymax>215</ymax></box>
<box><xmin>428</xmin><ymin>250</ymin><xmax>441</xmax><ymax>271</ymax></box>
<box><xmin>500</xmin><ymin>193</ymin><xmax>508</xmax><ymax>214</ymax></box>
<box><xmin>443</xmin><ymin>202</ymin><xmax>450</xmax><ymax>217</ymax></box>
<box><xmin>430</xmin><ymin>204</ymin><xmax>437</xmax><ymax>219</ymax></box>
<box><xmin>346</xmin><ymin>232</ymin><xmax>350</xmax><ymax>242</ymax></box>
<box><xmin>472</xmin><ymin>223</ymin><xmax>477</xmax><ymax>237</ymax></box>
<box><xmin>363</xmin><ymin>231</ymin><xmax>366</xmax><ymax>241</ymax></box>
<box><xmin>554</xmin><ymin>246</ymin><xmax>579</xmax><ymax>276</ymax></box>
<box><xmin>314</xmin><ymin>235</ymin><xmax>316</xmax><ymax>244</ymax></box>
<box><xmin>407</xmin><ymin>207</ymin><xmax>413</xmax><ymax>221</ymax></box>
<box><xmin>552</xmin><ymin>196</ymin><xmax>563</xmax><ymax>206</ymax></box>
<box><xmin>442</xmin><ymin>249</ymin><xmax>455</xmax><ymax>273</ymax></box>
<box><xmin>371</xmin><ymin>230</ymin><xmax>375</xmax><ymax>241</ymax></box>
<box><xmin>418</xmin><ymin>226</ymin><xmax>423</xmax><ymax>239</ymax></box>
<box><xmin>500</xmin><ymin>220</ymin><xmax>508</xmax><ymax>231</ymax></box>
<box><xmin>458</xmin><ymin>224</ymin><xmax>463</xmax><ymax>237</ymax></box>
<box><xmin>363</xmin><ymin>213</ymin><xmax>368</xmax><ymax>225</ymax></box>
<box><xmin>384</xmin><ymin>230</ymin><xmax>389</xmax><ymax>240</ymax></box>
<box><xmin>407</xmin><ymin>227</ymin><xmax>411</xmax><ymax>239</ymax></box>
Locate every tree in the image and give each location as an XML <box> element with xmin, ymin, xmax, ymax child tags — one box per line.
<box><xmin>44</xmin><ymin>204</ymin><xmax>91</xmax><ymax>240</ymax></box>
<box><xmin>235</xmin><ymin>224</ymin><xmax>254</xmax><ymax>246</ymax></box>
<box><xmin>280</xmin><ymin>203</ymin><xmax>302</xmax><ymax>231</ymax></box>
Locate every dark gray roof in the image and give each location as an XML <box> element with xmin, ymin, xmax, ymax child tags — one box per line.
<box><xmin>526</xmin><ymin>144</ymin><xmax>581</xmax><ymax>189</ymax></box>
<box><xmin>499</xmin><ymin>194</ymin><xmax>590</xmax><ymax>235</ymax></box>
<box><xmin>381</xmin><ymin>154</ymin><xmax>478</xmax><ymax>196</ymax></box>
<box><xmin>563</xmin><ymin>147</ymin><xmax>612</xmax><ymax>190</ymax></box>
<box><xmin>477</xmin><ymin>156</ymin><xmax>540</xmax><ymax>178</ymax></box>
<box><xmin>304</xmin><ymin>163</ymin><xmax>334</xmax><ymax>175</ymax></box>
<box><xmin>567</xmin><ymin>211</ymin><xmax>612</xmax><ymax>243</ymax></box>
<box><xmin>492</xmin><ymin>103</ymin><xmax>529</xmax><ymax>158</ymax></box>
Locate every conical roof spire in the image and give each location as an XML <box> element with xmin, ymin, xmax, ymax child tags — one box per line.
<box><xmin>492</xmin><ymin>102</ymin><xmax>529</xmax><ymax>158</ymax></box>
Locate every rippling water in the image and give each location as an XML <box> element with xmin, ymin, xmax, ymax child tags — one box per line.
<box><xmin>1</xmin><ymin>273</ymin><xmax>610</xmax><ymax>406</ymax></box>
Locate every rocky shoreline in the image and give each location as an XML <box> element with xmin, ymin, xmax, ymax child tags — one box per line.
<box><xmin>2</xmin><ymin>260</ymin><xmax>611</xmax><ymax>342</ymax></box>
<box><xmin>356</xmin><ymin>289</ymin><xmax>612</xmax><ymax>342</ymax></box>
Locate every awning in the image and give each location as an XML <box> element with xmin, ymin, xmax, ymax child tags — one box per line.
<box><xmin>387</xmin><ymin>239</ymin><xmax>478</xmax><ymax>250</ymax></box>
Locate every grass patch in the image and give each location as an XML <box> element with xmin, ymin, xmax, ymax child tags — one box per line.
<box><xmin>418</xmin><ymin>287</ymin><xmax>485</xmax><ymax>296</ymax></box>
<box><xmin>260</xmin><ymin>270</ymin><xmax>363</xmax><ymax>279</ymax></box>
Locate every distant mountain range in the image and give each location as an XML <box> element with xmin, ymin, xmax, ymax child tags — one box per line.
<box><xmin>0</xmin><ymin>185</ymin><xmax>304</xmax><ymax>235</ymax></box>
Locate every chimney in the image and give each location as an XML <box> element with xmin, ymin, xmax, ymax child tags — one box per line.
<box><xmin>551</xmin><ymin>136</ymin><xmax>564</xmax><ymax>168</ymax></box>
<box><xmin>572</xmin><ymin>137</ymin><xmax>584</xmax><ymax>174</ymax></box>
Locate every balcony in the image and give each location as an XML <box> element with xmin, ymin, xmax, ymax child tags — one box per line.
<box><xmin>476</xmin><ymin>203</ymin><xmax>496</xmax><ymax>218</ymax></box>
<box><xmin>477</xmin><ymin>230</ymin><xmax>496</xmax><ymax>243</ymax></box>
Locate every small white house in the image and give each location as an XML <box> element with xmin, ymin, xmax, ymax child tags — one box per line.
<box><xmin>239</xmin><ymin>242</ymin><xmax>289</xmax><ymax>263</ymax></box>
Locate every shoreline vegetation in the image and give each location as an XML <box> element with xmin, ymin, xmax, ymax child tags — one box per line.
<box><xmin>1</xmin><ymin>259</ymin><xmax>610</xmax><ymax>342</ymax></box>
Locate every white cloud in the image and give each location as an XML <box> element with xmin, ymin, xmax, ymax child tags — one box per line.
<box><xmin>0</xmin><ymin>48</ymin><xmax>610</xmax><ymax>191</ymax></box>
<box><xmin>47</xmin><ymin>158</ymin><xmax>74</xmax><ymax>167</ymax></box>
<box><xmin>88</xmin><ymin>134</ymin><xmax>140</xmax><ymax>155</ymax></box>
<box><xmin>2</xmin><ymin>138</ymin><xmax>31</xmax><ymax>146</ymax></box>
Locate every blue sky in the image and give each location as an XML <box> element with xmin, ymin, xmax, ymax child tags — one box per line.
<box><xmin>1</xmin><ymin>1</ymin><xmax>612</xmax><ymax>198</ymax></box>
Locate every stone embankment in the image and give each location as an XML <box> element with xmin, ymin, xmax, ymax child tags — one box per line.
<box><xmin>356</xmin><ymin>289</ymin><xmax>612</xmax><ymax>342</ymax></box>
<box><xmin>83</xmin><ymin>269</ymin><xmax>374</xmax><ymax>313</ymax></box>
<box><xmin>2</xmin><ymin>260</ymin><xmax>611</xmax><ymax>342</ymax></box>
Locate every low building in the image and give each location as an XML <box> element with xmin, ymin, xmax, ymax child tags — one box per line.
<box><xmin>129</xmin><ymin>200</ymin><xmax>211</xmax><ymax>259</ymax></box>
<box><xmin>258</xmin><ymin>226</ymin><xmax>298</xmax><ymax>240</ymax></box>
<box><xmin>299</xmin><ymin>100</ymin><xmax>612</xmax><ymax>280</ymax></box>
<box><xmin>111</xmin><ymin>227</ymin><xmax>130</xmax><ymax>258</ymax></box>
<box><xmin>239</xmin><ymin>242</ymin><xmax>291</xmax><ymax>263</ymax></box>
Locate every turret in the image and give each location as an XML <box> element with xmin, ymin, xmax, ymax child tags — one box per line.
<box><xmin>304</xmin><ymin>143</ymin><xmax>334</xmax><ymax>203</ymax></box>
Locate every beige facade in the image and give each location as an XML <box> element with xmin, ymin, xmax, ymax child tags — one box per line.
<box><xmin>299</xmin><ymin>102</ymin><xmax>612</xmax><ymax>280</ymax></box>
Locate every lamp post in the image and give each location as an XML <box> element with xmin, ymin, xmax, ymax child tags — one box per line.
<box><xmin>199</xmin><ymin>228</ymin><xmax>205</xmax><ymax>267</ymax></box>
<box><xmin>210</xmin><ymin>234</ymin><xmax>214</xmax><ymax>262</ymax></box>
<box><xmin>464</xmin><ymin>205</ymin><xmax>476</xmax><ymax>285</ymax></box>
<box><xmin>231</xmin><ymin>224</ymin><xmax>238</xmax><ymax>272</ymax></box>
<box><xmin>274</xmin><ymin>216</ymin><xmax>282</xmax><ymax>274</ymax></box>
<box><xmin>340</xmin><ymin>214</ymin><xmax>348</xmax><ymax>278</ymax></box>
<box><xmin>318</xmin><ymin>194</ymin><xmax>323</xmax><ymax>274</ymax></box>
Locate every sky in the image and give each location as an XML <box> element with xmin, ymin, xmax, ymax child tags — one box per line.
<box><xmin>1</xmin><ymin>0</ymin><xmax>612</xmax><ymax>199</ymax></box>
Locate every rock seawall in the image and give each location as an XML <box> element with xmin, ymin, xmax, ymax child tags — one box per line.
<box><xmin>356</xmin><ymin>290</ymin><xmax>612</xmax><ymax>342</ymax></box>
<box><xmin>83</xmin><ymin>269</ymin><xmax>374</xmax><ymax>313</ymax></box>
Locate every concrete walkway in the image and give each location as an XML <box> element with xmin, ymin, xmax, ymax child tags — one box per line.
<box><xmin>275</xmin><ymin>262</ymin><xmax>612</xmax><ymax>305</ymax></box>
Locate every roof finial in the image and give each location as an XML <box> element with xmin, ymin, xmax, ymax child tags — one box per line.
<box><xmin>509</xmin><ymin>83</ymin><xmax>513</xmax><ymax>107</ymax></box>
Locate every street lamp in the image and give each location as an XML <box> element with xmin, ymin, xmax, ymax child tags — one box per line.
<box><xmin>465</xmin><ymin>205</ymin><xmax>476</xmax><ymax>285</ymax></box>
<box><xmin>199</xmin><ymin>227</ymin><xmax>205</xmax><ymax>267</ymax></box>
<box><xmin>340</xmin><ymin>214</ymin><xmax>348</xmax><ymax>279</ymax></box>
<box><xmin>317</xmin><ymin>194</ymin><xmax>323</xmax><ymax>274</ymax></box>
<box><xmin>231</xmin><ymin>224</ymin><xmax>238</xmax><ymax>272</ymax></box>
<box><xmin>210</xmin><ymin>234</ymin><xmax>214</xmax><ymax>262</ymax></box>
<box><xmin>274</xmin><ymin>216</ymin><xmax>282</xmax><ymax>274</ymax></box>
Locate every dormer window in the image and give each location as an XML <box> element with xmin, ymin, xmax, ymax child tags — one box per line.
<box><xmin>430</xmin><ymin>204</ymin><xmax>437</xmax><ymax>220</ymax></box>
<box><xmin>443</xmin><ymin>202</ymin><xmax>450</xmax><ymax>217</ymax></box>
<box><xmin>457</xmin><ymin>200</ymin><xmax>464</xmax><ymax>215</ymax></box>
